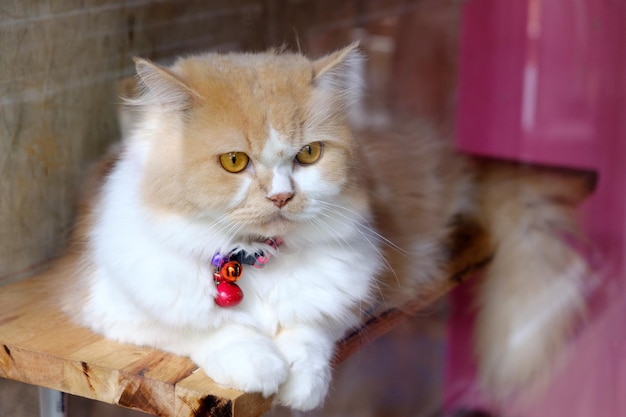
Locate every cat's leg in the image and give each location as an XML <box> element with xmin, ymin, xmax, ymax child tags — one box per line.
<box><xmin>273</xmin><ymin>325</ymin><xmax>335</xmax><ymax>410</ymax></box>
<box><xmin>186</xmin><ymin>325</ymin><xmax>289</xmax><ymax>397</ymax></box>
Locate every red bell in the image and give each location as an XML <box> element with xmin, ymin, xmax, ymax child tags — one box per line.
<box><xmin>214</xmin><ymin>281</ymin><xmax>243</xmax><ymax>307</ymax></box>
<box><xmin>219</xmin><ymin>260</ymin><xmax>243</xmax><ymax>282</ymax></box>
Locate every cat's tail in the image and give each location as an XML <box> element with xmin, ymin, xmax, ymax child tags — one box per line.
<box><xmin>472</xmin><ymin>160</ymin><xmax>593</xmax><ymax>399</ymax></box>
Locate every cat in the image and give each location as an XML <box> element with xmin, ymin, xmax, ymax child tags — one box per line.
<box><xmin>61</xmin><ymin>43</ymin><xmax>382</xmax><ymax>410</ymax></box>
<box><xmin>58</xmin><ymin>43</ymin><xmax>590</xmax><ymax>410</ymax></box>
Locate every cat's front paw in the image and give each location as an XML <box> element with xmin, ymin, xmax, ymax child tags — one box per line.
<box><xmin>275</xmin><ymin>362</ymin><xmax>331</xmax><ymax>410</ymax></box>
<box><xmin>193</xmin><ymin>332</ymin><xmax>289</xmax><ymax>397</ymax></box>
<box><xmin>273</xmin><ymin>327</ymin><xmax>333</xmax><ymax>410</ymax></box>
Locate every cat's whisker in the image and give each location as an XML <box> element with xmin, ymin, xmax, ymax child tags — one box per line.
<box><xmin>313</xmin><ymin>204</ymin><xmax>382</xmax><ymax>256</ymax></box>
<box><xmin>303</xmin><ymin>216</ymin><xmax>387</xmax><ymax>303</ymax></box>
<box><xmin>312</xmin><ymin>207</ymin><xmax>400</xmax><ymax>295</ymax></box>
<box><xmin>314</xmin><ymin>205</ymin><xmax>402</xmax><ymax>279</ymax></box>
<box><xmin>316</xmin><ymin>201</ymin><xmax>408</xmax><ymax>255</ymax></box>
<box><xmin>306</xmin><ymin>216</ymin><xmax>354</xmax><ymax>257</ymax></box>
<box><xmin>201</xmin><ymin>216</ymin><xmax>237</xmax><ymax>243</ymax></box>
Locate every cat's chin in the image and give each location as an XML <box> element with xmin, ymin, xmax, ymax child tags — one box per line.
<box><xmin>242</xmin><ymin>213</ymin><xmax>296</xmax><ymax>239</ymax></box>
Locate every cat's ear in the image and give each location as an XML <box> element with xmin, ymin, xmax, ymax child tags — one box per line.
<box><xmin>312</xmin><ymin>42</ymin><xmax>364</xmax><ymax>107</ymax></box>
<box><xmin>128</xmin><ymin>58</ymin><xmax>202</xmax><ymax>111</ymax></box>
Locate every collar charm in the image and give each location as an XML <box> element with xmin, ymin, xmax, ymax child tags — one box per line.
<box><xmin>212</xmin><ymin>238</ymin><xmax>283</xmax><ymax>308</ymax></box>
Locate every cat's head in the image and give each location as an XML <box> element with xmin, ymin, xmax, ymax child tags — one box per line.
<box><xmin>125</xmin><ymin>44</ymin><xmax>369</xmax><ymax>242</ymax></box>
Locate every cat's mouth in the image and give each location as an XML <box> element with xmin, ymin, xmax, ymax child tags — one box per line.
<box><xmin>266</xmin><ymin>211</ymin><xmax>293</xmax><ymax>225</ymax></box>
<box><xmin>226</xmin><ymin>206</ymin><xmax>303</xmax><ymax>239</ymax></box>
<box><xmin>252</xmin><ymin>211</ymin><xmax>296</xmax><ymax>236</ymax></box>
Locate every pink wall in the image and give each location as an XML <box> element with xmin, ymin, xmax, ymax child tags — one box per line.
<box><xmin>448</xmin><ymin>0</ymin><xmax>626</xmax><ymax>415</ymax></box>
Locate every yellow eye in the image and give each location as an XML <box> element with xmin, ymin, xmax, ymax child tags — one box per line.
<box><xmin>295</xmin><ymin>142</ymin><xmax>323</xmax><ymax>165</ymax></box>
<box><xmin>219</xmin><ymin>152</ymin><xmax>249</xmax><ymax>173</ymax></box>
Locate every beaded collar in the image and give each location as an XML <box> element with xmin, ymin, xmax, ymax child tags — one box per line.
<box><xmin>211</xmin><ymin>238</ymin><xmax>283</xmax><ymax>307</ymax></box>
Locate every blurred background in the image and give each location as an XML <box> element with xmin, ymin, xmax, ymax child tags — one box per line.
<box><xmin>1</xmin><ymin>1</ymin><xmax>624</xmax><ymax>416</ymax></box>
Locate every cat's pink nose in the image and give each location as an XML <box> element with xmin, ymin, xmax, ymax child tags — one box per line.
<box><xmin>268</xmin><ymin>192</ymin><xmax>293</xmax><ymax>209</ymax></box>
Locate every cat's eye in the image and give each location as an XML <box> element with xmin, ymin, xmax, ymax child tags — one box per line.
<box><xmin>219</xmin><ymin>152</ymin><xmax>249</xmax><ymax>173</ymax></box>
<box><xmin>295</xmin><ymin>142</ymin><xmax>323</xmax><ymax>165</ymax></box>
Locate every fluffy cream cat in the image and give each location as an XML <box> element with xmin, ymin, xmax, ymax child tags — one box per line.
<box><xmin>64</xmin><ymin>44</ymin><xmax>381</xmax><ymax>410</ymax></box>
<box><xmin>60</xmin><ymin>44</ymin><xmax>590</xmax><ymax>410</ymax></box>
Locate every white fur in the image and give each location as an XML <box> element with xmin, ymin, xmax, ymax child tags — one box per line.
<box><xmin>78</xmin><ymin>115</ymin><xmax>381</xmax><ymax>410</ymax></box>
<box><xmin>264</xmin><ymin>127</ymin><xmax>296</xmax><ymax>198</ymax></box>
